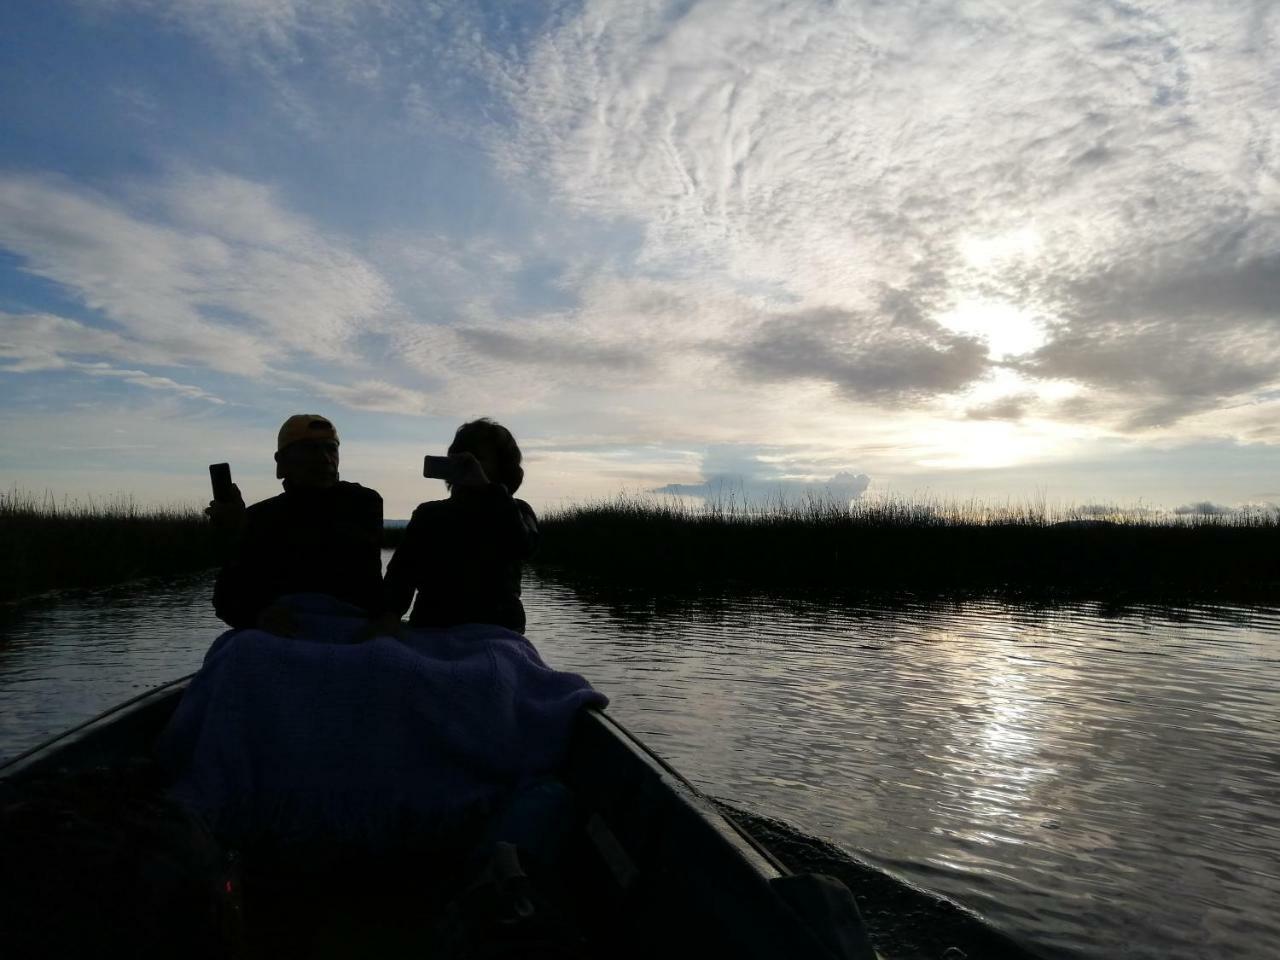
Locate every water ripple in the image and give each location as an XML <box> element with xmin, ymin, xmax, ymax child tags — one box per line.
<box><xmin>524</xmin><ymin>579</ymin><xmax>1280</xmax><ymax>960</ymax></box>
<box><xmin>1</xmin><ymin>572</ymin><xmax>1277</xmax><ymax>959</ymax></box>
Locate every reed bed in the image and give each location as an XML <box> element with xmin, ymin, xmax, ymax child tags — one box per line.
<box><xmin>530</xmin><ymin>494</ymin><xmax>1280</xmax><ymax>602</ymax></box>
<box><xmin>0</xmin><ymin>490</ymin><xmax>222</xmax><ymax>602</ymax></box>
<box><xmin>10</xmin><ymin>487</ymin><xmax>1279</xmax><ymax>604</ymax></box>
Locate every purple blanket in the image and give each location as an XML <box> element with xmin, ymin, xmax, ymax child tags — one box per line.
<box><xmin>156</xmin><ymin>595</ymin><xmax>606</xmax><ymax>848</ymax></box>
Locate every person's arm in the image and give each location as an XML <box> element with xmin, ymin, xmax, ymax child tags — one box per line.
<box><xmin>212</xmin><ymin>507</ymin><xmax>274</xmax><ymax>629</ymax></box>
<box><xmin>355</xmin><ymin>488</ymin><xmax>385</xmax><ymax>617</ymax></box>
<box><xmin>382</xmin><ymin>507</ymin><xmax>424</xmax><ymax>621</ymax></box>
<box><xmin>204</xmin><ymin>483</ymin><xmax>246</xmax><ymax>546</ymax></box>
<box><xmin>513</xmin><ymin>499</ymin><xmax>539</xmax><ymax>560</ymax></box>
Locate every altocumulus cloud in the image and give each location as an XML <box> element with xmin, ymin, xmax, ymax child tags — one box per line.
<box><xmin>497</xmin><ymin>0</ymin><xmax>1280</xmax><ymax>431</ymax></box>
<box><xmin>43</xmin><ymin>0</ymin><xmax>1280</xmax><ymax>436</ymax></box>
<box><xmin>733</xmin><ymin>307</ymin><xmax>989</xmax><ymax>403</ymax></box>
<box><xmin>0</xmin><ymin>171</ymin><xmax>397</xmax><ymax>381</ymax></box>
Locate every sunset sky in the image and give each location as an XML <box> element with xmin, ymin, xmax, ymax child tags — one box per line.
<box><xmin>2</xmin><ymin>1</ymin><xmax>1279</xmax><ymax>517</ymax></box>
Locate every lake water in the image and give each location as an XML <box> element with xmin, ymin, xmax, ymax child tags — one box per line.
<box><xmin>1</xmin><ymin>564</ymin><xmax>1277</xmax><ymax>960</ymax></box>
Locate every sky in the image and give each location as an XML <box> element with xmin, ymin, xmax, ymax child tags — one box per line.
<box><xmin>1</xmin><ymin>0</ymin><xmax>1279</xmax><ymax>518</ymax></box>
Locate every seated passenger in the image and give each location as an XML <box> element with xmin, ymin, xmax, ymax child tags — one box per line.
<box><xmin>382</xmin><ymin>418</ymin><xmax>538</xmax><ymax>634</ymax></box>
<box><xmin>211</xmin><ymin>414</ymin><xmax>383</xmax><ymax>634</ymax></box>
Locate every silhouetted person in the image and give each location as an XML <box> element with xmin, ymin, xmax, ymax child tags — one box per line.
<box><xmin>382</xmin><ymin>418</ymin><xmax>538</xmax><ymax>634</ymax></box>
<box><xmin>211</xmin><ymin>414</ymin><xmax>383</xmax><ymax>634</ymax></box>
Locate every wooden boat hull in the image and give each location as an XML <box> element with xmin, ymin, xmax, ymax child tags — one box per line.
<box><xmin>0</xmin><ymin>677</ymin><xmax>875</xmax><ymax>959</ymax></box>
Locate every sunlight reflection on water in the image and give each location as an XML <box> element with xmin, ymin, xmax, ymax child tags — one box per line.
<box><xmin>523</xmin><ymin>581</ymin><xmax>1280</xmax><ymax>960</ymax></box>
<box><xmin>1</xmin><ymin>567</ymin><xmax>1278</xmax><ymax>960</ymax></box>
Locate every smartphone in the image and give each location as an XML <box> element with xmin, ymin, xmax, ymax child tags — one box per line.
<box><xmin>423</xmin><ymin>455</ymin><xmax>457</xmax><ymax>482</ymax></box>
<box><xmin>209</xmin><ymin>462</ymin><xmax>235</xmax><ymax>502</ymax></box>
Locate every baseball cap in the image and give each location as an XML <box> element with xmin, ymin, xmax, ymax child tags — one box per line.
<box><xmin>277</xmin><ymin>414</ymin><xmax>339</xmax><ymax>452</ymax></box>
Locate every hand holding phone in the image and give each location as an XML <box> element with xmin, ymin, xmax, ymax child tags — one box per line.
<box><xmin>209</xmin><ymin>462</ymin><xmax>235</xmax><ymax>502</ymax></box>
<box><xmin>423</xmin><ymin>455</ymin><xmax>457</xmax><ymax>482</ymax></box>
<box><xmin>423</xmin><ymin>453</ymin><xmax>488</xmax><ymax>487</ymax></box>
<box><xmin>206</xmin><ymin>462</ymin><xmax>245</xmax><ymax>533</ymax></box>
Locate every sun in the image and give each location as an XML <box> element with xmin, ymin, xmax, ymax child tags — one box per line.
<box><xmin>936</xmin><ymin>298</ymin><xmax>1048</xmax><ymax>359</ymax></box>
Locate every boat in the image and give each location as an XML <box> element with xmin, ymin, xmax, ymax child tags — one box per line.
<box><xmin>0</xmin><ymin>675</ymin><xmax>879</xmax><ymax>959</ymax></box>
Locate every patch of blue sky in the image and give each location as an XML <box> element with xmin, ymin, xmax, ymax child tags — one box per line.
<box><xmin>0</xmin><ymin>368</ymin><xmax>157</xmax><ymax>420</ymax></box>
<box><xmin>0</xmin><ymin>3</ymin><xmax>246</xmax><ymax>182</ymax></box>
<box><xmin>0</xmin><ymin>2</ymin><xmax>532</xmax><ymax>247</ymax></box>
<box><xmin>0</xmin><ymin>251</ymin><xmax>90</xmax><ymax>319</ymax></box>
<box><xmin>162</xmin><ymin>366</ymin><xmax>289</xmax><ymax>410</ymax></box>
<box><xmin>1</xmin><ymin>0</ymin><xmax>670</xmax><ymax>350</ymax></box>
<box><xmin>500</xmin><ymin>257</ymin><xmax>578</xmax><ymax>314</ymax></box>
<box><xmin>0</xmin><ymin>371</ymin><xmax>71</xmax><ymax>417</ymax></box>
<box><xmin>5</xmin><ymin>362</ymin><xmax>199</xmax><ymax>412</ymax></box>
<box><xmin>230</xmin><ymin>3</ymin><xmax>569</xmax><ymax>241</ymax></box>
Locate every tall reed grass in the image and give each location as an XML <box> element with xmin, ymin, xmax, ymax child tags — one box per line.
<box><xmin>530</xmin><ymin>494</ymin><xmax>1280</xmax><ymax>602</ymax></box>
<box><xmin>0</xmin><ymin>489</ymin><xmax>223</xmax><ymax>602</ymax></box>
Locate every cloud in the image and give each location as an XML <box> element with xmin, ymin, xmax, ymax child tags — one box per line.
<box><xmin>389</xmin><ymin>272</ymin><xmax>715</xmax><ymax>405</ymax></box>
<box><xmin>93</xmin><ymin>0</ymin><xmax>373</xmax><ymax>91</ymax></box>
<box><xmin>654</xmin><ymin>470</ymin><xmax>871</xmax><ymax>504</ymax></box>
<box><xmin>9</xmin><ymin>0</ymin><xmax>1280</xmax><ymax>509</ymax></box>
<box><xmin>1172</xmin><ymin>500</ymin><xmax>1238</xmax><ymax>516</ymax></box>
<box><xmin>75</xmin><ymin>0</ymin><xmax>1280</xmax><ymax>440</ymax></box>
<box><xmin>733</xmin><ymin>307</ymin><xmax>989</xmax><ymax>402</ymax></box>
<box><xmin>651</xmin><ymin>444</ymin><xmax>871</xmax><ymax>503</ymax></box>
<box><xmin>456</xmin><ymin>326</ymin><xmax>652</xmax><ymax>372</ymax></box>
<box><xmin>0</xmin><ymin>312</ymin><xmax>169</xmax><ymax>371</ymax></box>
<box><xmin>503</xmin><ymin>2</ymin><xmax>1237</xmax><ymax>281</ymax></box>
<box><xmin>1070</xmin><ymin>503</ymin><xmax>1150</xmax><ymax>519</ymax></box>
<box><xmin>394</xmin><ymin>267</ymin><xmax>992</xmax><ymax>415</ymax></box>
<box><xmin>93</xmin><ymin>0</ymin><xmax>537</xmax><ymax>142</ymax></box>
<box><xmin>965</xmin><ymin>394</ymin><xmax>1036</xmax><ymax>422</ymax></box>
<box><xmin>312</xmin><ymin>379</ymin><xmax>435</xmax><ymax>416</ymax></box>
<box><xmin>0</xmin><ymin>172</ymin><xmax>396</xmax><ymax>375</ymax></box>
<box><xmin>73</xmin><ymin>362</ymin><xmax>225</xmax><ymax>403</ymax></box>
<box><xmin>497</xmin><ymin>0</ymin><xmax>1280</xmax><ymax>430</ymax></box>
<box><xmin>0</xmin><ymin>312</ymin><xmax>223</xmax><ymax>402</ymax></box>
<box><xmin>1017</xmin><ymin>248</ymin><xmax>1280</xmax><ymax>428</ymax></box>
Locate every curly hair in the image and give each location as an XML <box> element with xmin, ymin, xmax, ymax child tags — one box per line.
<box><xmin>448</xmin><ymin>418</ymin><xmax>524</xmax><ymax>493</ymax></box>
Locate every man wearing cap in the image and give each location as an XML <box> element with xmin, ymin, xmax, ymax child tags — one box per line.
<box><xmin>210</xmin><ymin>415</ymin><xmax>384</xmax><ymax>633</ymax></box>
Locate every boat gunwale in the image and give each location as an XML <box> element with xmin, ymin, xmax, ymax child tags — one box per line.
<box><xmin>575</xmin><ymin>707</ymin><xmax>789</xmax><ymax>877</ymax></box>
<box><xmin>0</xmin><ymin>673</ymin><xmax>193</xmax><ymax>782</ymax></box>
<box><xmin>0</xmin><ymin>677</ymin><xmax>787</xmax><ymax>874</ymax></box>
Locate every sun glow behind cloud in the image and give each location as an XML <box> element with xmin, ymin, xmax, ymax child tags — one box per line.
<box><xmin>936</xmin><ymin>300</ymin><xmax>1049</xmax><ymax>361</ymax></box>
<box><xmin>913</xmin><ymin>419</ymin><xmax>1086</xmax><ymax>472</ymax></box>
<box><xmin>960</xmin><ymin>228</ymin><xmax>1044</xmax><ymax>272</ymax></box>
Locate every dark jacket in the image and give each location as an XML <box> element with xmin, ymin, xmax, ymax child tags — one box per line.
<box><xmin>213</xmin><ymin>481</ymin><xmax>383</xmax><ymax>629</ymax></box>
<box><xmin>383</xmin><ymin>484</ymin><xmax>538</xmax><ymax>633</ymax></box>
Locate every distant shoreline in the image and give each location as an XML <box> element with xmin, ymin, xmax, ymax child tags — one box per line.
<box><xmin>7</xmin><ymin>492</ymin><xmax>1280</xmax><ymax>605</ymax></box>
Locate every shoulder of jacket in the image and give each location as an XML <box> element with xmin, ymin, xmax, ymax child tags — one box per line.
<box><xmin>338</xmin><ymin>481</ymin><xmax>382</xmax><ymax>503</ymax></box>
<box><xmin>246</xmin><ymin>491</ymin><xmax>286</xmax><ymax>516</ymax></box>
<box><xmin>412</xmin><ymin>498</ymin><xmax>451</xmax><ymax>517</ymax></box>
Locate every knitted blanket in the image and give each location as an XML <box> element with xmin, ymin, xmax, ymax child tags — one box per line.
<box><xmin>156</xmin><ymin>595</ymin><xmax>606</xmax><ymax>849</ymax></box>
